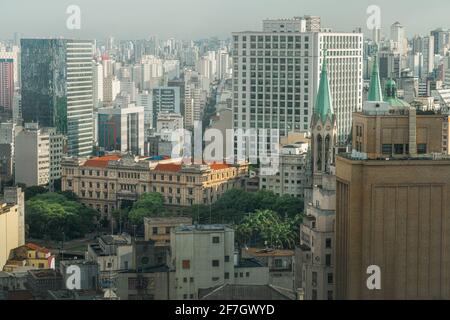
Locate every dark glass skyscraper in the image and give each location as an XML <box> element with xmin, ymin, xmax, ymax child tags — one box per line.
<box><xmin>21</xmin><ymin>39</ymin><xmax>94</xmax><ymax>157</ymax></box>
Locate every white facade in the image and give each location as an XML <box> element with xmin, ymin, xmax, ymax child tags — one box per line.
<box><xmin>93</xmin><ymin>62</ymin><xmax>104</xmax><ymax>109</ymax></box>
<box><xmin>152</xmin><ymin>87</ymin><xmax>181</xmax><ymax>128</ymax></box>
<box><xmin>15</xmin><ymin>124</ymin><xmax>64</xmax><ymax>187</ymax></box>
<box><xmin>66</xmin><ymin>40</ymin><xmax>94</xmax><ymax>158</ymax></box>
<box><xmin>184</xmin><ymin>70</ymin><xmax>207</xmax><ymax>129</ymax></box>
<box><xmin>156</xmin><ymin>112</ymin><xmax>184</xmax><ymax>141</ymax></box>
<box><xmin>170</xmin><ymin>225</ymin><xmax>235</xmax><ymax>300</ymax></box>
<box><xmin>136</xmin><ymin>91</ymin><xmax>152</xmax><ymax>129</ymax></box>
<box><xmin>98</xmin><ymin>103</ymin><xmax>145</xmax><ymax>156</ymax></box>
<box><xmin>103</xmin><ymin>75</ymin><xmax>121</xmax><ymax>103</ymax></box>
<box><xmin>260</xmin><ymin>143</ymin><xmax>309</xmax><ymax>198</ymax></box>
<box><xmin>232</xmin><ymin>25</ymin><xmax>363</xmax><ymax>143</ymax></box>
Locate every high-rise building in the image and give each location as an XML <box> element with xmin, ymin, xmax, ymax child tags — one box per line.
<box><xmin>103</xmin><ymin>75</ymin><xmax>121</xmax><ymax>104</ymax></box>
<box><xmin>152</xmin><ymin>87</ymin><xmax>181</xmax><ymax>128</ymax></box>
<box><xmin>184</xmin><ymin>70</ymin><xmax>207</xmax><ymax>130</ymax></box>
<box><xmin>93</xmin><ymin>62</ymin><xmax>104</xmax><ymax>109</ymax></box>
<box><xmin>0</xmin><ymin>58</ymin><xmax>14</xmax><ymax>115</ymax></box>
<box><xmin>390</xmin><ymin>22</ymin><xmax>407</xmax><ymax>56</ymax></box>
<box><xmin>15</xmin><ymin>123</ymin><xmax>65</xmax><ymax>187</ymax></box>
<box><xmin>411</xmin><ymin>34</ymin><xmax>435</xmax><ymax>80</ymax></box>
<box><xmin>232</xmin><ymin>18</ymin><xmax>363</xmax><ymax>143</ymax></box>
<box><xmin>430</xmin><ymin>28</ymin><xmax>449</xmax><ymax>55</ymax></box>
<box><xmin>136</xmin><ymin>90</ymin><xmax>152</xmax><ymax>129</ymax></box>
<box><xmin>335</xmin><ymin>66</ymin><xmax>450</xmax><ymax>299</ymax></box>
<box><xmin>97</xmin><ymin>103</ymin><xmax>145</xmax><ymax>156</ymax></box>
<box><xmin>21</xmin><ymin>39</ymin><xmax>94</xmax><ymax>157</ymax></box>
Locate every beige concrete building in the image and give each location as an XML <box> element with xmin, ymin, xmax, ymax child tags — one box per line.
<box><xmin>144</xmin><ymin>217</ymin><xmax>192</xmax><ymax>246</ymax></box>
<box><xmin>0</xmin><ymin>187</ymin><xmax>25</xmax><ymax>270</ymax></box>
<box><xmin>15</xmin><ymin>123</ymin><xmax>65</xmax><ymax>188</ymax></box>
<box><xmin>242</xmin><ymin>248</ymin><xmax>294</xmax><ymax>290</ymax></box>
<box><xmin>0</xmin><ymin>202</ymin><xmax>21</xmax><ymax>270</ymax></box>
<box><xmin>170</xmin><ymin>225</ymin><xmax>269</xmax><ymax>300</ymax></box>
<box><xmin>260</xmin><ymin>142</ymin><xmax>309</xmax><ymax>199</ymax></box>
<box><xmin>61</xmin><ymin>154</ymin><xmax>248</xmax><ymax>217</ymax></box>
<box><xmin>170</xmin><ymin>225</ymin><xmax>235</xmax><ymax>300</ymax></box>
<box><xmin>335</xmin><ymin>79</ymin><xmax>450</xmax><ymax>300</ymax></box>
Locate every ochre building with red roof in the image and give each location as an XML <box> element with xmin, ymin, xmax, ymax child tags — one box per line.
<box><xmin>61</xmin><ymin>154</ymin><xmax>248</xmax><ymax>216</ymax></box>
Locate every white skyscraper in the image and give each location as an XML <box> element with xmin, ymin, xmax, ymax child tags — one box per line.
<box><xmin>390</xmin><ymin>22</ymin><xmax>407</xmax><ymax>56</ymax></box>
<box><xmin>93</xmin><ymin>62</ymin><xmax>104</xmax><ymax>109</ymax></box>
<box><xmin>232</xmin><ymin>19</ymin><xmax>363</xmax><ymax>144</ymax></box>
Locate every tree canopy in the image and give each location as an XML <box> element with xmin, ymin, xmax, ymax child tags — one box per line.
<box><xmin>128</xmin><ymin>192</ymin><xmax>165</xmax><ymax>225</ymax></box>
<box><xmin>236</xmin><ymin>209</ymin><xmax>300</xmax><ymax>249</ymax></box>
<box><xmin>26</xmin><ymin>192</ymin><xmax>100</xmax><ymax>241</ymax></box>
<box><xmin>187</xmin><ymin>189</ymin><xmax>304</xmax><ymax>225</ymax></box>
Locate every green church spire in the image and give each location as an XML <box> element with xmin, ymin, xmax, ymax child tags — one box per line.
<box><xmin>367</xmin><ymin>57</ymin><xmax>383</xmax><ymax>102</ymax></box>
<box><xmin>314</xmin><ymin>51</ymin><xmax>334</xmax><ymax>123</ymax></box>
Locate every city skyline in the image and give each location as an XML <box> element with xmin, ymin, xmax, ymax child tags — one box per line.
<box><xmin>1</xmin><ymin>0</ymin><xmax>450</xmax><ymax>40</ymax></box>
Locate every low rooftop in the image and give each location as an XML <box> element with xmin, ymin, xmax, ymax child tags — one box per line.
<box><xmin>28</xmin><ymin>269</ymin><xmax>62</xmax><ymax>279</ymax></box>
<box><xmin>244</xmin><ymin>247</ymin><xmax>294</xmax><ymax>257</ymax></box>
<box><xmin>174</xmin><ymin>224</ymin><xmax>231</xmax><ymax>233</ymax></box>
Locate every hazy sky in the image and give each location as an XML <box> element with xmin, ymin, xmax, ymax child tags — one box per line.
<box><xmin>0</xmin><ymin>0</ymin><xmax>448</xmax><ymax>40</ymax></box>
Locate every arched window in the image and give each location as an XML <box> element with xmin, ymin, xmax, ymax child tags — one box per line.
<box><xmin>325</xmin><ymin>135</ymin><xmax>331</xmax><ymax>172</ymax></box>
<box><xmin>316</xmin><ymin>134</ymin><xmax>323</xmax><ymax>172</ymax></box>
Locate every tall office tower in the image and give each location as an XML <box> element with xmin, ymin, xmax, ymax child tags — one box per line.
<box><xmin>184</xmin><ymin>70</ymin><xmax>207</xmax><ymax>130</ymax></box>
<box><xmin>168</xmin><ymin>78</ymin><xmax>185</xmax><ymax>116</ymax></box>
<box><xmin>335</xmin><ymin>66</ymin><xmax>450</xmax><ymax>299</ymax></box>
<box><xmin>421</xmin><ymin>35</ymin><xmax>435</xmax><ymax>79</ymax></box>
<box><xmin>430</xmin><ymin>28</ymin><xmax>449</xmax><ymax>55</ymax></box>
<box><xmin>372</xmin><ymin>27</ymin><xmax>381</xmax><ymax>45</ymax></box>
<box><xmin>379</xmin><ymin>51</ymin><xmax>401</xmax><ymax>80</ymax></box>
<box><xmin>12</xmin><ymin>89</ymin><xmax>21</xmax><ymax>124</ymax></box>
<box><xmin>136</xmin><ymin>91</ymin><xmax>152</xmax><ymax>129</ymax></box>
<box><xmin>97</xmin><ymin>103</ymin><xmax>145</xmax><ymax>156</ymax></box>
<box><xmin>15</xmin><ymin>123</ymin><xmax>65</xmax><ymax>187</ymax></box>
<box><xmin>0</xmin><ymin>58</ymin><xmax>14</xmax><ymax>115</ymax></box>
<box><xmin>152</xmin><ymin>87</ymin><xmax>181</xmax><ymax>128</ymax></box>
<box><xmin>21</xmin><ymin>39</ymin><xmax>94</xmax><ymax>157</ymax></box>
<box><xmin>120</xmin><ymin>79</ymin><xmax>138</xmax><ymax>102</ymax></box>
<box><xmin>102</xmin><ymin>57</ymin><xmax>113</xmax><ymax>78</ymax></box>
<box><xmin>103</xmin><ymin>75</ymin><xmax>121</xmax><ymax>104</ymax></box>
<box><xmin>0</xmin><ymin>47</ymin><xmax>20</xmax><ymax>89</ymax></box>
<box><xmin>93</xmin><ymin>62</ymin><xmax>104</xmax><ymax>109</ymax></box>
<box><xmin>297</xmin><ymin>57</ymin><xmax>337</xmax><ymax>300</ymax></box>
<box><xmin>390</xmin><ymin>22</ymin><xmax>407</xmax><ymax>56</ymax></box>
<box><xmin>232</xmin><ymin>19</ymin><xmax>363</xmax><ymax>144</ymax></box>
<box><xmin>217</xmin><ymin>49</ymin><xmax>232</xmax><ymax>80</ymax></box>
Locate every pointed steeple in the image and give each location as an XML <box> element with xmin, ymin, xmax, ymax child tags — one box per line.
<box><xmin>367</xmin><ymin>57</ymin><xmax>383</xmax><ymax>102</ymax></box>
<box><xmin>314</xmin><ymin>51</ymin><xmax>334</xmax><ymax>123</ymax></box>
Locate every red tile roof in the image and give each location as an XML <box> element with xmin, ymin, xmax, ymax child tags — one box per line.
<box><xmin>83</xmin><ymin>155</ymin><xmax>121</xmax><ymax>168</ymax></box>
<box><xmin>154</xmin><ymin>163</ymin><xmax>182</xmax><ymax>172</ymax></box>
<box><xmin>25</xmin><ymin>243</ymin><xmax>50</xmax><ymax>254</ymax></box>
<box><xmin>209</xmin><ymin>163</ymin><xmax>231</xmax><ymax>171</ymax></box>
